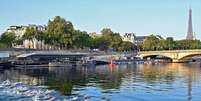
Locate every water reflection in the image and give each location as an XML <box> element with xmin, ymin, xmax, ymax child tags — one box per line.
<box><xmin>0</xmin><ymin>63</ymin><xmax>201</xmax><ymax>100</ymax></box>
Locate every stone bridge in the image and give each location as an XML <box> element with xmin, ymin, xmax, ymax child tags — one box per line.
<box><xmin>139</xmin><ymin>50</ymin><xmax>201</xmax><ymax>63</ymax></box>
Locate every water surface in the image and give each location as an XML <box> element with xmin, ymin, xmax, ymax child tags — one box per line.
<box><xmin>0</xmin><ymin>63</ymin><xmax>201</xmax><ymax>101</ymax></box>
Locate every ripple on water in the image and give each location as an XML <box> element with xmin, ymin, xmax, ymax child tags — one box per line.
<box><xmin>0</xmin><ymin>80</ymin><xmax>111</xmax><ymax>101</ymax></box>
<box><xmin>0</xmin><ymin>80</ymin><xmax>86</xmax><ymax>101</ymax></box>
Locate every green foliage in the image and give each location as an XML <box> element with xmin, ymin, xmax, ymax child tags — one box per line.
<box><xmin>101</xmin><ymin>28</ymin><xmax>113</xmax><ymax>36</ymax></box>
<box><xmin>142</xmin><ymin>35</ymin><xmax>201</xmax><ymax>51</ymax></box>
<box><xmin>92</xmin><ymin>36</ymin><xmax>110</xmax><ymax>51</ymax></box>
<box><xmin>23</xmin><ymin>27</ymin><xmax>37</xmax><ymax>40</ymax></box>
<box><xmin>15</xmin><ymin>37</ymin><xmax>23</xmax><ymax>45</ymax></box>
<box><xmin>45</xmin><ymin>16</ymin><xmax>93</xmax><ymax>49</ymax></box>
<box><xmin>118</xmin><ymin>41</ymin><xmax>136</xmax><ymax>52</ymax></box>
<box><xmin>0</xmin><ymin>32</ymin><xmax>16</xmax><ymax>48</ymax></box>
<box><xmin>102</xmin><ymin>33</ymin><xmax>122</xmax><ymax>51</ymax></box>
<box><xmin>47</xmin><ymin>16</ymin><xmax>74</xmax><ymax>48</ymax></box>
<box><xmin>22</xmin><ymin>27</ymin><xmax>46</xmax><ymax>48</ymax></box>
<box><xmin>0</xmin><ymin>43</ymin><xmax>7</xmax><ymax>48</ymax></box>
<box><xmin>73</xmin><ymin>30</ymin><xmax>92</xmax><ymax>49</ymax></box>
<box><xmin>3</xmin><ymin>16</ymin><xmax>200</xmax><ymax>51</ymax></box>
<box><xmin>175</xmin><ymin>40</ymin><xmax>201</xmax><ymax>50</ymax></box>
<box><xmin>143</xmin><ymin>35</ymin><xmax>160</xmax><ymax>51</ymax></box>
<box><xmin>91</xmin><ymin>28</ymin><xmax>136</xmax><ymax>51</ymax></box>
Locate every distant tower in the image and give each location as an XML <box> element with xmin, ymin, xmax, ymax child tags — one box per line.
<box><xmin>186</xmin><ymin>8</ymin><xmax>194</xmax><ymax>40</ymax></box>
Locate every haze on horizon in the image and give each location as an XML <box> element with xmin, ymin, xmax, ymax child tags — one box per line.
<box><xmin>0</xmin><ymin>0</ymin><xmax>200</xmax><ymax>40</ymax></box>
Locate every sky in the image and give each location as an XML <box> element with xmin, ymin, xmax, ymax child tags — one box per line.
<box><xmin>0</xmin><ymin>0</ymin><xmax>200</xmax><ymax>40</ymax></box>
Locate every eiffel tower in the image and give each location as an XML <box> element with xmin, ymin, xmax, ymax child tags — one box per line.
<box><xmin>186</xmin><ymin>8</ymin><xmax>194</xmax><ymax>40</ymax></box>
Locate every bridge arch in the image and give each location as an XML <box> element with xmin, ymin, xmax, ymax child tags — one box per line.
<box><xmin>139</xmin><ymin>50</ymin><xmax>201</xmax><ymax>63</ymax></box>
<box><xmin>178</xmin><ymin>54</ymin><xmax>201</xmax><ymax>62</ymax></box>
<box><xmin>141</xmin><ymin>54</ymin><xmax>173</xmax><ymax>62</ymax></box>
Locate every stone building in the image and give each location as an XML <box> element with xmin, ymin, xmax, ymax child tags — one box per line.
<box><xmin>122</xmin><ymin>33</ymin><xmax>147</xmax><ymax>46</ymax></box>
<box><xmin>122</xmin><ymin>33</ymin><xmax>136</xmax><ymax>43</ymax></box>
<box><xmin>5</xmin><ymin>24</ymin><xmax>47</xmax><ymax>49</ymax></box>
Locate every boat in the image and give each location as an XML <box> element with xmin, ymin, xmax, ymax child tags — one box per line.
<box><xmin>0</xmin><ymin>61</ymin><xmax>13</xmax><ymax>70</ymax></box>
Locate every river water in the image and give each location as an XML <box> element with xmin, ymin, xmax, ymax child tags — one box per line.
<box><xmin>0</xmin><ymin>63</ymin><xmax>201</xmax><ymax>101</ymax></box>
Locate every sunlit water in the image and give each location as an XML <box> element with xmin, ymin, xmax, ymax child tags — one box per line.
<box><xmin>0</xmin><ymin>63</ymin><xmax>201</xmax><ymax>101</ymax></box>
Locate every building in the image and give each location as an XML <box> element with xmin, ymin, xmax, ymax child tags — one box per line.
<box><xmin>122</xmin><ymin>33</ymin><xmax>147</xmax><ymax>45</ymax></box>
<box><xmin>7</xmin><ymin>26</ymin><xmax>27</xmax><ymax>38</ymax></box>
<box><xmin>5</xmin><ymin>24</ymin><xmax>47</xmax><ymax>49</ymax></box>
<box><xmin>6</xmin><ymin>24</ymin><xmax>47</xmax><ymax>38</ymax></box>
<box><xmin>89</xmin><ymin>32</ymin><xmax>101</xmax><ymax>38</ymax></box>
<box><xmin>23</xmin><ymin>38</ymin><xmax>45</xmax><ymax>49</ymax></box>
<box><xmin>135</xmin><ymin>36</ymin><xmax>147</xmax><ymax>45</ymax></box>
<box><xmin>27</xmin><ymin>24</ymin><xmax>47</xmax><ymax>32</ymax></box>
<box><xmin>122</xmin><ymin>33</ymin><xmax>136</xmax><ymax>43</ymax></box>
<box><xmin>186</xmin><ymin>8</ymin><xmax>194</xmax><ymax>40</ymax></box>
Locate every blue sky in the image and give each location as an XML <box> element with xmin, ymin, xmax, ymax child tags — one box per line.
<box><xmin>0</xmin><ymin>0</ymin><xmax>200</xmax><ymax>39</ymax></box>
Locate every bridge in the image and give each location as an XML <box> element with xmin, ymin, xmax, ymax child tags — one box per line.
<box><xmin>0</xmin><ymin>49</ymin><xmax>133</xmax><ymax>65</ymax></box>
<box><xmin>11</xmin><ymin>51</ymin><xmax>89</xmax><ymax>65</ymax></box>
<box><xmin>15</xmin><ymin>51</ymin><xmax>133</xmax><ymax>64</ymax></box>
<box><xmin>139</xmin><ymin>50</ymin><xmax>201</xmax><ymax>63</ymax></box>
<box><xmin>17</xmin><ymin>52</ymin><xmax>88</xmax><ymax>59</ymax></box>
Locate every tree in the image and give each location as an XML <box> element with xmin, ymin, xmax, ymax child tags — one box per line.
<box><xmin>0</xmin><ymin>32</ymin><xmax>16</xmax><ymax>48</ymax></box>
<box><xmin>91</xmin><ymin>36</ymin><xmax>110</xmax><ymax>51</ymax></box>
<box><xmin>15</xmin><ymin>37</ymin><xmax>23</xmax><ymax>46</ymax></box>
<box><xmin>91</xmin><ymin>28</ymin><xmax>137</xmax><ymax>52</ymax></box>
<box><xmin>166</xmin><ymin>37</ymin><xmax>175</xmax><ymax>50</ymax></box>
<box><xmin>101</xmin><ymin>28</ymin><xmax>113</xmax><ymax>36</ymax></box>
<box><xmin>143</xmin><ymin>35</ymin><xmax>160</xmax><ymax>51</ymax></box>
<box><xmin>22</xmin><ymin>27</ymin><xmax>39</xmax><ymax>48</ymax></box>
<box><xmin>190</xmin><ymin>40</ymin><xmax>201</xmax><ymax>49</ymax></box>
<box><xmin>101</xmin><ymin>28</ymin><xmax>123</xmax><ymax>51</ymax></box>
<box><xmin>23</xmin><ymin>27</ymin><xmax>37</xmax><ymax>40</ymax></box>
<box><xmin>118</xmin><ymin>41</ymin><xmax>136</xmax><ymax>52</ymax></box>
<box><xmin>175</xmin><ymin>40</ymin><xmax>201</xmax><ymax>50</ymax></box>
<box><xmin>73</xmin><ymin>30</ymin><xmax>92</xmax><ymax>49</ymax></box>
<box><xmin>0</xmin><ymin>43</ymin><xmax>7</xmax><ymax>48</ymax></box>
<box><xmin>142</xmin><ymin>35</ymin><xmax>201</xmax><ymax>51</ymax></box>
<box><xmin>159</xmin><ymin>39</ymin><xmax>167</xmax><ymax>50</ymax></box>
<box><xmin>47</xmin><ymin>16</ymin><xmax>74</xmax><ymax>48</ymax></box>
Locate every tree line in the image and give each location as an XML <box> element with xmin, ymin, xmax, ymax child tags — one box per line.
<box><xmin>142</xmin><ymin>35</ymin><xmax>201</xmax><ymax>51</ymax></box>
<box><xmin>0</xmin><ymin>16</ymin><xmax>200</xmax><ymax>51</ymax></box>
<box><xmin>0</xmin><ymin>16</ymin><xmax>135</xmax><ymax>52</ymax></box>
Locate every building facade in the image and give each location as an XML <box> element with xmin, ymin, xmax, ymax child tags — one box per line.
<box><xmin>89</xmin><ymin>32</ymin><xmax>101</xmax><ymax>38</ymax></box>
<box><xmin>23</xmin><ymin>38</ymin><xmax>45</xmax><ymax>49</ymax></box>
<box><xmin>7</xmin><ymin>26</ymin><xmax>27</xmax><ymax>38</ymax></box>
<box><xmin>122</xmin><ymin>33</ymin><xmax>136</xmax><ymax>43</ymax></box>
<box><xmin>122</xmin><ymin>33</ymin><xmax>147</xmax><ymax>45</ymax></box>
<box><xmin>5</xmin><ymin>24</ymin><xmax>47</xmax><ymax>49</ymax></box>
<box><xmin>6</xmin><ymin>24</ymin><xmax>47</xmax><ymax>38</ymax></box>
<box><xmin>135</xmin><ymin>36</ymin><xmax>147</xmax><ymax>45</ymax></box>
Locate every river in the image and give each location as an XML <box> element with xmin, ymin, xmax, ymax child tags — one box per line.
<box><xmin>0</xmin><ymin>63</ymin><xmax>201</xmax><ymax>101</ymax></box>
